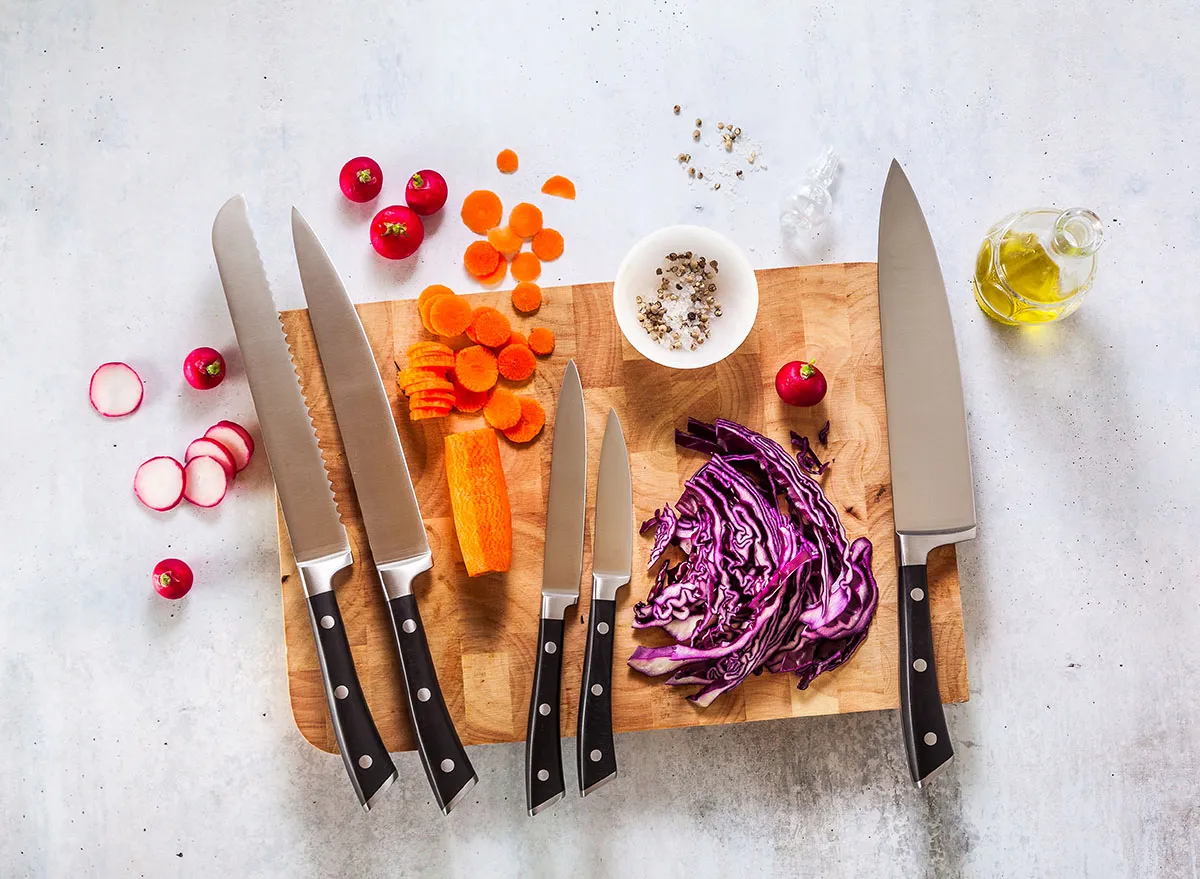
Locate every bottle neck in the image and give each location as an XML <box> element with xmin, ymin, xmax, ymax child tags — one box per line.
<box><xmin>1050</xmin><ymin>208</ymin><xmax>1104</xmax><ymax>258</ymax></box>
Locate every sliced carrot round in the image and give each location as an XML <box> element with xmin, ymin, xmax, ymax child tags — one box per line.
<box><xmin>487</xmin><ymin>226</ymin><xmax>523</xmax><ymax>255</ymax></box>
<box><xmin>407</xmin><ymin>354</ymin><xmax>456</xmax><ymax>370</ymax></box>
<box><xmin>509</xmin><ymin>203</ymin><xmax>543</xmax><ymax>238</ymax></box>
<box><xmin>496</xmin><ymin>149</ymin><xmax>519</xmax><ymax>174</ymax></box>
<box><xmin>497</xmin><ymin>343</ymin><xmax>537</xmax><ymax>381</ymax></box>
<box><xmin>464</xmin><ymin>240</ymin><xmax>502</xmax><ymax>279</ymax></box>
<box><xmin>541</xmin><ymin>175</ymin><xmax>576</xmax><ymax>200</ymax></box>
<box><xmin>511</xmin><ymin>252</ymin><xmax>541</xmax><ymax>283</ymax></box>
<box><xmin>472</xmin><ymin>308</ymin><xmax>512</xmax><ymax>348</ymax></box>
<box><xmin>454</xmin><ymin>345</ymin><xmax>499</xmax><ymax>393</ymax></box>
<box><xmin>511</xmin><ymin>281</ymin><xmax>542</xmax><ymax>314</ymax></box>
<box><xmin>483</xmin><ymin>387</ymin><xmax>522</xmax><ymax>430</ymax></box>
<box><xmin>465</xmin><ymin>306</ymin><xmax>489</xmax><ymax>344</ymax></box>
<box><xmin>528</xmin><ymin>327</ymin><xmax>555</xmax><ymax>356</ymax></box>
<box><xmin>508</xmin><ymin>330</ymin><xmax>528</xmax><ymax>347</ymax></box>
<box><xmin>428</xmin><ymin>294</ymin><xmax>474</xmax><ymax>337</ymax></box>
<box><xmin>451</xmin><ymin>376</ymin><xmax>489</xmax><ymax>412</ymax></box>
<box><xmin>412</xmin><ymin>388</ymin><xmax>455</xmax><ymax>405</ymax></box>
<box><xmin>419</xmin><ymin>292</ymin><xmax>452</xmax><ymax>333</ymax></box>
<box><xmin>406</xmin><ymin>340</ymin><xmax>454</xmax><ymax>358</ymax></box>
<box><xmin>502</xmin><ymin>396</ymin><xmax>546</xmax><ymax>443</ymax></box>
<box><xmin>531</xmin><ymin>228</ymin><xmax>564</xmax><ymax>261</ymax></box>
<box><xmin>418</xmin><ymin>285</ymin><xmax>454</xmax><ymax>307</ymax></box>
<box><xmin>461</xmin><ymin>189</ymin><xmax>503</xmax><ymax>235</ymax></box>
<box><xmin>410</xmin><ymin>408</ymin><xmax>450</xmax><ymax>421</ymax></box>
<box><xmin>478</xmin><ymin>256</ymin><xmax>508</xmax><ymax>286</ymax></box>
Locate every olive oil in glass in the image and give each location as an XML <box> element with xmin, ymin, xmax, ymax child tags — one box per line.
<box><xmin>973</xmin><ymin>208</ymin><xmax>1104</xmax><ymax>325</ymax></box>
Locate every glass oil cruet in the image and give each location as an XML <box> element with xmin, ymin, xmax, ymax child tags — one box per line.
<box><xmin>972</xmin><ymin>207</ymin><xmax>1104</xmax><ymax>325</ymax></box>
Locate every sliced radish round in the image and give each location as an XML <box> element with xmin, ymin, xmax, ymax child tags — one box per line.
<box><xmin>182</xmin><ymin>456</ymin><xmax>228</xmax><ymax>508</ymax></box>
<box><xmin>185</xmin><ymin>437</ymin><xmax>236</xmax><ymax>479</ymax></box>
<box><xmin>134</xmin><ymin>456</ymin><xmax>185</xmax><ymax>511</ymax></box>
<box><xmin>90</xmin><ymin>362</ymin><xmax>144</xmax><ymax>417</ymax></box>
<box><xmin>204</xmin><ymin>421</ymin><xmax>254</xmax><ymax>472</ymax></box>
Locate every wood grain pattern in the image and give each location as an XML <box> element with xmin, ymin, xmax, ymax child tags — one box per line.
<box><xmin>277</xmin><ymin>264</ymin><xmax>969</xmax><ymax>754</ymax></box>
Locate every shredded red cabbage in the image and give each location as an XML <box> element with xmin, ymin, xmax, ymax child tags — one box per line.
<box><xmin>629</xmin><ymin>418</ymin><xmax>877</xmax><ymax>706</ymax></box>
<box><xmin>790</xmin><ymin>431</ymin><xmax>830</xmax><ymax>476</ymax></box>
<box><xmin>818</xmin><ymin>420</ymin><xmax>831</xmax><ymax>446</ymax></box>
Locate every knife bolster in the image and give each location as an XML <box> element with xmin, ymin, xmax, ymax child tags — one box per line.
<box><xmin>296</xmin><ymin>549</ymin><xmax>354</xmax><ymax>598</ymax></box>
<box><xmin>897</xmin><ymin>527</ymin><xmax>976</xmax><ymax>566</ymax></box>
<box><xmin>378</xmin><ymin>551</ymin><xmax>434</xmax><ymax>599</ymax></box>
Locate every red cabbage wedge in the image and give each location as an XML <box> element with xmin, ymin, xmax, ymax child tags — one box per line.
<box><xmin>628</xmin><ymin>418</ymin><xmax>878</xmax><ymax>706</ymax></box>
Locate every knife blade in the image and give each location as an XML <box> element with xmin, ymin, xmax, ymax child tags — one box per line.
<box><xmin>212</xmin><ymin>195</ymin><xmax>396</xmax><ymax>811</ymax></box>
<box><xmin>576</xmin><ymin>408</ymin><xmax>632</xmax><ymax>796</ymax></box>
<box><xmin>291</xmin><ymin>208</ymin><xmax>477</xmax><ymax>815</ymax></box>
<box><xmin>878</xmin><ymin>161</ymin><xmax>978</xmax><ymax>787</ymax></box>
<box><xmin>525</xmin><ymin>359</ymin><xmax>586</xmax><ymax>816</ymax></box>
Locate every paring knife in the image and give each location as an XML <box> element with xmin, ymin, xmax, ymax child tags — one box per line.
<box><xmin>212</xmin><ymin>196</ymin><xmax>396</xmax><ymax>810</ymax></box>
<box><xmin>877</xmin><ymin>161</ymin><xmax>978</xmax><ymax>787</ymax></box>
<box><xmin>525</xmin><ymin>360</ymin><xmax>587</xmax><ymax>816</ymax></box>
<box><xmin>576</xmin><ymin>409</ymin><xmax>632</xmax><ymax>796</ymax></box>
<box><xmin>291</xmin><ymin>209</ymin><xmax>477</xmax><ymax>815</ymax></box>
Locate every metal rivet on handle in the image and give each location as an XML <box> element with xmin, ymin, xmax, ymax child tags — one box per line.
<box><xmin>320</xmin><ymin>615</ymin><xmax>335</xmax><ymax>629</ymax></box>
<box><xmin>910</xmin><ymin>588</ymin><xmax>925</xmax><ymax>602</ymax></box>
<box><xmin>913</xmin><ymin>658</ymin><xmax>928</xmax><ymax>673</ymax></box>
<box><xmin>417</xmin><ymin>687</ymin><xmax>431</xmax><ymax>702</ymax></box>
<box><xmin>538</xmin><ymin>703</ymin><xmax>551</xmax><ymax>716</ymax></box>
<box><xmin>440</xmin><ymin>758</ymin><xmax>455</xmax><ymax>773</ymax></box>
<box><xmin>544</xmin><ymin>641</ymin><xmax>557</xmax><ymax>654</ymax></box>
<box><xmin>591</xmin><ymin>683</ymin><xmax>604</xmax><ymax>696</ymax></box>
<box><xmin>334</xmin><ymin>685</ymin><xmax>349</xmax><ymax>700</ymax></box>
<box><xmin>402</xmin><ymin>619</ymin><xmax>416</xmax><ymax>634</ymax></box>
<box><xmin>597</xmin><ymin>622</ymin><xmax>610</xmax><ymax>635</ymax></box>
<box><xmin>589</xmin><ymin>749</ymin><xmax>602</xmax><ymax>763</ymax></box>
<box><xmin>537</xmin><ymin>769</ymin><xmax>549</xmax><ymax>782</ymax></box>
<box><xmin>923</xmin><ymin>732</ymin><xmax>938</xmax><ymax>746</ymax></box>
<box><xmin>358</xmin><ymin>755</ymin><xmax>373</xmax><ymax>769</ymax></box>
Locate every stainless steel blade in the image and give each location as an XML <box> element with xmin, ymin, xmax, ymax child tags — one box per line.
<box><xmin>591</xmin><ymin>408</ymin><xmax>632</xmax><ymax>600</ymax></box>
<box><xmin>540</xmin><ymin>360</ymin><xmax>587</xmax><ymax>619</ymax></box>
<box><xmin>291</xmin><ymin>208</ymin><xmax>430</xmax><ymax>574</ymax></box>
<box><xmin>878</xmin><ymin>161</ymin><xmax>977</xmax><ymax>550</ymax></box>
<box><xmin>212</xmin><ymin>196</ymin><xmax>349</xmax><ymax>564</ymax></box>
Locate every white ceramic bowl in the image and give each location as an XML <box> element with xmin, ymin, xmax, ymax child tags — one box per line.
<box><xmin>613</xmin><ymin>225</ymin><xmax>759</xmax><ymax>369</ymax></box>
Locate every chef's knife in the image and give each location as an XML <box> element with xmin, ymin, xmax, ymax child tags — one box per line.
<box><xmin>576</xmin><ymin>408</ymin><xmax>632</xmax><ymax>796</ymax></box>
<box><xmin>212</xmin><ymin>196</ymin><xmax>396</xmax><ymax>810</ymax></box>
<box><xmin>877</xmin><ymin>161</ymin><xmax>978</xmax><ymax>787</ymax></box>
<box><xmin>291</xmin><ymin>208</ymin><xmax>477</xmax><ymax>815</ymax></box>
<box><xmin>525</xmin><ymin>360</ymin><xmax>586</xmax><ymax>816</ymax></box>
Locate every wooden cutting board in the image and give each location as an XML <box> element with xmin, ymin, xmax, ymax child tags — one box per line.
<box><xmin>278</xmin><ymin>263</ymin><xmax>968</xmax><ymax>754</ymax></box>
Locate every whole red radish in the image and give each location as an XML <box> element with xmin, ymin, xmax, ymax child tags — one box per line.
<box><xmin>370</xmin><ymin>205</ymin><xmax>424</xmax><ymax>259</ymax></box>
<box><xmin>340</xmin><ymin>157</ymin><xmax>383</xmax><ymax>203</ymax></box>
<box><xmin>183</xmin><ymin>347</ymin><xmax>226</xmax><ymax>390</ymax></box>
<box><xmin>405</xmin><ymin>170</ymin><xmax>448</xmax><ymax>216</ymax></box>
<box><xmin>153</xmin><ymin>558</ymin><xmax>193</xmax><ymax>599</ymax></box>
<box><xmin>775</xmin><ymin>360</ymin><xmax>827</xmax><ymax>407</ymax></box>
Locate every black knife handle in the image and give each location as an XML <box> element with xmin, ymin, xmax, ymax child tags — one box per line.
<box><xmin>525</xmin><ymin>616</ymin><xmax>566</xmax><ymax>816</ymax></box>
<box><xmin>386</xmin><ymin>594</ymin><xmax>478</xmax><ymax>814</ymax></box>
<box><xmin>577</xmin><ymin>597</ymin><xmax>617</xmax><ymax>795</ymax></box>
<box><xmin>898</xmin><ymin>564</ymin><xmax>954</xmax><ymax>785</ymax></box>
<box><xmin>307</xmin><ymin>590</ymin><xmax>397</xmax><ymax>809</ymax></box>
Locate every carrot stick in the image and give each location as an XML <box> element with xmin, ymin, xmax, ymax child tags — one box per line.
<box><xmin>443</xmin><ymin>428</ymin><xmax>512</xmax><ymax>576</ymax></box>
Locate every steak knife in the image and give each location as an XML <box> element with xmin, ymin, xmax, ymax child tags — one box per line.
<box><xmin>576</xmin><ymin>408</ymin><xmax>632</xmax><ymax>795</ymax></box>
<box><xmin>877</xmin><ymin>161</ymin><xmax>978</xmax><ymax>787</ymax></box>
<box><xmin>212</xmin><ymin>196</ymin><xmax>397</xmax><ymax>810</ymax></box>
<box><xmin>291</xmin><ymin>208</ymin><xmax>477</xmax><ymax>814</ymax></box>
<box><xmin>525</xmin><ymin>360</ymin><xmax>586</xmax><ymax>816</ymax></box>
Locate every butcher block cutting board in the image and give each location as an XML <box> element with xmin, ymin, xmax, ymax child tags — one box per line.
<box><xmin>278</xmin><ymin>263</ymin><xmax>968</xmax><ymax>754</ymax></box>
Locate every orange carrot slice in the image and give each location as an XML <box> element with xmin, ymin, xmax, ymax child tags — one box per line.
<box><xmin>454</xmin><ymin>345</ymin><xmax>499</xmax><ymax>392</ymax></box>
<box><xmin>531</xmin><ymin>228</ymin><xmax>564</xmax><ymax>261</ymax></box>
<box><xmin>419</xmin><ymin>291</ymin><xmax>451</xmax><ymax>333</ymax></box>
<box><xmin>511</xmin><ymin>281</ymin><xmax>542</xmax><ymax>314</ymax></box>
<box><xmin>511</xmin><ymin>252</ymin><xmax>541</xmax><ymax>283</ymax></box>
<box><xmin>451</xmin><ymin>376</ymin><xmax>489</xmax><ymax>412</ymax></box>
<box><xmin>428</xmin><ymin>294</ymin><xmax>474</xmax><ymax>337</ymax></box>
<box><xmin>541</xmin><ymin>175</ymin><xmax>576</xmax><ymax>199</ymax></box>
<box><xmin>406</xmin><ymin>340</ymin><xmax>454</xmax><ymax>358</ymax></box>
<box><xmin>443</xmin><ymin>428</ymin><xmax>512</xmax><ymax>576</ymax></box>
<box><xmin>502</xmin><ymin>396</ymin><xmax>546</xmax><ymax>443</ymax></box>
<box><xmin>497</xmin><ymin>343</ymin><xmax>536</xmax><ymax>381</ymax></box>
<box><xmin>509</xmin><ymin>203</ymin><xmax>543</xmax><ymax>238</ymax></box>
<box><xmin>465</xmin><ymin>306</ymin><xmax>488</xmax><ymax>344</ymax></box>
<box><xmin>483</xmin><ymin>387</ymin><xmax>522</xmax><ymax>430</ymax></box>
<box><xmin>528</xmin><ymin>327</ymin><xmax>555</xmax><ymax>355</ymax></box>
<box><xmin>479</xmin><ymin>256</ymin><xmax>508</xmax><ymax>286</ymax></box>
<box><xmin>464</xmin><ymin>240</ymin><xmax>502</xmax><ymax>278</ymax></box>
<box><xmin>410</xmin><ymin>408</ymin><xmax>450</xmax><ymax>421</ymax></box>
<box><xmin>496</xmin><ymin>149</ymin><xmax>519</xmax><ymax>174</ymax></box>
<box><xmin>508</xmin><ymin>331</ymin><xmax>527</xmax><ymax>347</ymax></box>
<box><xmin>407</xmin><ymin>354</ymin><xmax>456</xmax><ymax>370</ymax></box>
<box><xmin>418</xmin><ymin>284</ymin><xmax>454</xmax><ymax>307</ymax></box>
<box><xmin>487</xmin><ymin>226</ymin><xmax>523</xmax><ymax>254</ymax></box>
<box><xmin>471</xmin><ymin>308</ymin><xmax>511</xmax><ymax>348</ymax></box>
<box><xmin>461</xmin><ymin>189</ymin><xmax>503</xmax><ymax>235</ymax></box>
